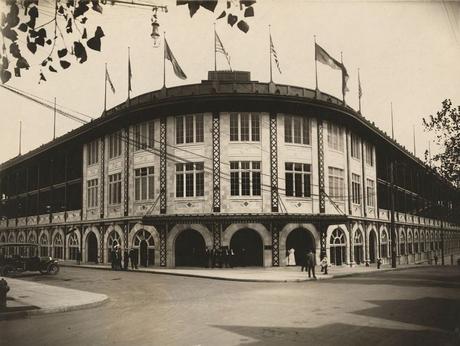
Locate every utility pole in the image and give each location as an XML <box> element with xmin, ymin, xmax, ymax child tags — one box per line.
<box><xmin>390</xmin><ymin>160</ymin><xmax>397</xmax><ymax>268</ymax></box>
<box><xmin>18</xmin><ymin>120</ymin><xmax>22</xmax><ymax>156</ymax></box>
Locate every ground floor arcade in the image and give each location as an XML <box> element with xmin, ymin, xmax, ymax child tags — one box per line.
<box><xmin>1</xmin><ymin>216</ymin><xmax>459</xmax><ymax>268</ymax></box>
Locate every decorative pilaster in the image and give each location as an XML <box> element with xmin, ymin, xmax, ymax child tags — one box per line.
<box><xmin>271</xmin><ymin>223</ymin><xmax>279</xmax><ymax>266</ymax></box>
<box><xmin>159</xmin><ymin>224</ymin><xmax>167</xmax><ymax>266</ymax></box>
<box><xmin>269</xmin><ymin>113</ymin><xmax>279</xmax><ymax>212</ymax></box>
<box><xmin>100</xmin><ymin>137</ymin><xmax>105</xmax><ymax>219</ymax></box>
<box><xmin>124</xmin><ymin>222</ymin><xmax>129</xmax><ymax>250</ymax></box>
<box><xmin>345</xmin><ymin>128</ymin><xmax>352</xmax><ymax>215</ymax></box>
<box><xmin>123</xmin><ymin>128</ymin><xmax>129</xmax><ymax>217</ymax></box>
<box><xmin>319</xmin><ymin>222</ymin><xmax>327</xmax><ymax>258</ymax></box>
<box><xmin>212</xmin><ymin>112</ymin><xmax>221</xmax><ymax>213</ymax></box>
<box><xmin>99</xmin><ymin>224</ymin><xmax>105</xmax><ymax>264</ymax></box>
<box><xmin>212</xmin><ymin>222</ymin><xmax>221</xmax><ymax>248</ymax></box>
<box><xmin>317</xmin><ymin>120</ymin><xmax>325</xmax><ymax>213</ymax></box>
<box><xmin>361</xmin><ymin>140</ymin><xmax>367</xmax><ymax>217</ymax></box>
<box><xmin>159</xmin><ymin>117</ymin><xmax>167</xmax><ymax>214</ymax></box>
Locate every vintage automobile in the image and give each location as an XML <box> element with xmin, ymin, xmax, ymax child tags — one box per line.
<box><xmin>0</xmin><ymin>243</ymin><xmax>60</xmax><ymax>276</ymax></box>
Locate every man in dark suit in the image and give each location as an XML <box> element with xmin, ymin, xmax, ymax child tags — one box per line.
<box><xmin>305</xmin><ymin>249</ymin><xmax>317</xmax><ymax>279</ymax></box>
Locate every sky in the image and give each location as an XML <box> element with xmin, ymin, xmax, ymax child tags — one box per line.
<box><xmin>1</xmin><ymin>0</ymin><xmax>459</xmax><ymax>164</ymax></box>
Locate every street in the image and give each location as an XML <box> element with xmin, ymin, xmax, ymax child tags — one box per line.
<box><xmin>1</xmin><ymin>266</ymin><xmax>460</xmax><ymax>346</ymax></box>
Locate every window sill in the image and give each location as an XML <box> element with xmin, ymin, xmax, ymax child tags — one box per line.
<box><xmin>328</xmin><ymin>148</ymin><xmax>345</xmax><ymax>155</ymax></box>
<box><xmin>228</xmin><ymin>141</ymin><xmax>261</xmax><ymax>144</ymax></box>
<box><xmin>229</xmin><ymin>196</ymin><xmax>262</xmax><ymax>200</ymax></box>
<box><xmin>284</xmin><ymin>142</ymin><xmax>312</xmax><ymax>148</ymax></box>
<box><xmin>175</xmin><ymin>142</ymin><xmax>205</xmax><ymax>147</ymax></box>
<box><xmin>174</xmin><ymin>197</ymin><xmax>206</xmax><ymax>201</ymax></box>
<box><xmin>87</xmin><ymin>163</ymin><xmax>99</xmax><ymax>168</ymax></box>
<box><xmin>284</xmin><ymin>197</ymin><xmax>313</xmax><ymax>200</ymax></box>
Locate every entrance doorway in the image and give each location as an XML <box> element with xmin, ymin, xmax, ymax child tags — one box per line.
<box><xmin>230</xmin><ymin>229</ymin><xmax>263</xmax><ymax>267</ymax></box>
<box><xmin>133</xmin><ymin>230</ymin><xmax>155</xmax><ymax>267</ymax></box>
<box><xmin>369</xmin><ymin>231</ymin><xmax>377</xmax><ymax>263</ymax></box>
<box><xmin>175</xmin><ymin>229</ymin><xmax>206</xmax><ymax>267</ymax></box>
<box><xmin>330</xmin><ymin>228</ymin><xmax>346</xmax><ymax>265</ymax></box>
<box><xmin>286</xmin><ymin>228</ymin><xmax>315</xmax><ymax>266</ymax></box>
<box><xmin>87</xmin><ymin>232</ymin><xmax>98</xmax><ymax>263</ymax></box>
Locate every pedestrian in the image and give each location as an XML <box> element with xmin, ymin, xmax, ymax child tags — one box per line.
<box><xmin>434</xmin><ymin>253</ymin><xmax>438</xmax><ymax>265</ymax></box>
<box><xmin>110</xmin><ymin>247</ymin><xmax>117</xmax><ymax>270</ymax></box>
<box><xmin>320</xmin><ymin>256</ymin><xmax>328</xmax><ymax>275</ymax></box>
<box><xmin>76</xmin><ymin>248</ymin><xmax>81</xmax><ymax>265</ymax></box>
<box><xmin>241</xmin><ymin>247</ymin><xmax>247</xmax><ymax>267</ymax></box>
<box><xmin>287</xmin><ymin>248</ymin><xmax>296</xmax><ymax>266</ymax></box>
<box><xmin>228</xmin><ymin>247</ymin><xmax>234</xmax><ymax>268</ymax></box>
<box><xmin>116</xmin><ymin>245</ymin><xmax>122</xmax><ymax>270</ymax></box>
<box><xmin>123</xmin><ymin>249</ymin><xmax>129</xmax><ymax>270</ymax></box>
<box><xmin>377</xmin><ymin>258</ymin><xmax>382</xmax><ymax>269</ymax></box>
<box><xmin>211</xmin><ymin>247</ymin><xmax>216</xmax><ymax>268</ymax></box>
<box><xmin>305</xmin><ymin>249</ymin><xmax>317</xmax><ymax>279</ymax></box>
<box><xmin>129</xmin><ymin>248</ymin><xmax>137</xmax><ymax>270</ymax></box>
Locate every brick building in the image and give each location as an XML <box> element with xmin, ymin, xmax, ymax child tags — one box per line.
<box><xmin>1</xmin><ymin>71</ymin><xmax>459</xmax><ymax>268</ymax></box>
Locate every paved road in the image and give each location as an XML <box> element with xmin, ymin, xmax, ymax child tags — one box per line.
<box><xmin>1</xmin><ymin>266</ymin><xmax>460</xmax><ymax>346</ymax></box>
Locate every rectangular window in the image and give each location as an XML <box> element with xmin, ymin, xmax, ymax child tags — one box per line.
<box><xmin>175</xmin><ymin>162</ymin><xmax>204</xmax><ymax>198</ymax></box>
<box><xmin>366</xmin><ymin>178</ymin><xmax>375</xmax><ymax>207</ymax></box>
<box><xmin>285</xmin><ymin>163</ymin><xmax>311</xmax><ymax>197</ymax></box>
<box><xmin>284</xmin><ymin>115</ymin><xmax>310</xmax><ymax>145</ymax></box>
<box><xmin>229</xmin><ymin>161</ymin><xmax>261</xmax><ymax>196</ymax></box>
<box><xmin>87</xmin><ymin>179</ymin><xmax>98</xmax><ymax>208</ymax></box>
<box><xmin>176</xmin><ymin>114</ymin><xmax>204</xmax><ymax>144</ymax></box>
<box><xmin>87</xmin><ymin>140</ymin><xmax>99</xmax><ymax>165</ymax></box>
<box><xmin>134</xmin><ymin>121</ymin><xmax>154</xmax><ymax>151</ymax></box>
<box><xmin>365</xmin><ymin>142</ymin><xmax>374</xmax><ymax>166</ymax></box>
<box><xmin>327</xmin><ymin>123</ymin><xmax>344</xmax><ymax>152</ymax></box>
<box><xmin>108</xmin><ymin>173</ymin><xmax>122</xmax><ymax>205</ymax></box>
<box><xmin>351</xmin><ymin>133</ymin><xmax>361</xmax><ymax>159</ymax></box>
<box><xmin>134</xmin><ymin>167</ymin><xmax>155</xmax><ymax>201</ymax></box>
<box><xmin>229</xmin><ymin>113</ymin><xmax>260</xmax><ymax>142</ymax></box>
<box><xmin>352</xmin><ymin>173</ymin><xmax>361</xmax><ymax>205</ymax></box>
<box><xmin>108</xmin><ymin>131</ymin><xmax>122</xmax><ymax>159</ymax></box>
<box><xmin>328</xmin><ymin>167</ymin><xmax>344</xmax><ymax>199</ymax></box>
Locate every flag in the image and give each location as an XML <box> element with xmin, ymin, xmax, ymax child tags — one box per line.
<box><xmin>164</xmin><ymin>39</ymin><xmax>187</xmax><ymax>80</ymax></box>
<box><xmin>315</xmin><ymin>43</ymin><xmax>342</xmax><ymax>70</ymax></box>
<box><xmin>106</xmin><ymin>67</ymin><xmax>115</xmax><ymax>93</ymax></box>
<box><xmin>358</xmin><ymin>70</ymin><xmax>363</xmax><ymax>99</ymax></box>
<box><xmin>128</xmin><ymin>53</ymin><xmax>132</xmax><ymax>92</ymax></box>
<box><xmin>215</xmin><ymin>31</ymin><xmax>232</xmax><ymax>70</ymax></box>
<box><xmin>342</xmin><ymin>64</ymin><xmax>349</xmax><ymax>96</ymax></box>
<box><xmin>270</xmin><ymin>33</ymin><xmax>281</xmax><ymax>74</ymax></box>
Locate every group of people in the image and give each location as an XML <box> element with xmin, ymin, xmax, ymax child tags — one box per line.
<box><xmin>205</xmin><ymin>246</ymin><xmax>236</xmax><ymax>268</ymax></box>
<box><xmin>287</xmin><ymin>248</ymin><xmax>328</xmax><ymax>279</ymax></box>
<box><xmin>110</xmin><ymin>244</ymin><xmax>139</xmax><ymax>271</ymax></box>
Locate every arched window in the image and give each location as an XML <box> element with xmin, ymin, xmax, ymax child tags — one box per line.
<box><xmin>414</xmin><ymin>231</ymin><xmax>419</xmax><ymax>253</ymax></box>
<box><xmin>380</xmin><ymin>230</ymin><xmax>389</xmax><ymax>258</ymax></box>
<box><xmin>133</xmin><ymin>230</ymin><xmax>155</xmax><ymax>267</ymax></box>
<box><xmin>430</xmin><ymin>232</ymin><xmax>435</xmax><ymax>251</ymax></box>
<box><xmin>407</xmin><ymin>231</ymin><xmax>413</xmax><ymax>254</ymax></box>
<box><xmin>420</xmin><ymin>231</ymin><xmax>425</xmax><ymax>252</ymax></box>
<box><xmin>17</xmin><ymin>233</ymin><xmax>26</xmax><ymax>256</ymax></box>
<box><xmin>8</xmin><ymin>233</ymin><xmax>16</xmax><ymax>256</ymax></box>
<box><xmin>40</xmin><ymin>233</ymin><xmax>49</xmax><ymax>257</ymax></box>
<box><xmin>399</xmin><ymin>231</ymin><xmax>406</xmax><ymax>255</ymax></box>
<box><xmin>107</xmin><ymin>231</ymin><xmax>122</xmax><ymax>263</ymax></box>
<box><xmin>28</xmin><ymin>232</ymin><xmax>37</xmax><ymax>244</ymax></box>
<box><xmin>353</xmin><ymin>230</ymin><xmax>364</xmax><ymax>264</ymax></box>
<box><xmin>330</xmin><ymin>228</ymin><xmax>346</xmax><ymax>265</ymax></box>
<box><xmin>68</xmin><ymin>232</ymin><xmax>80</xmax><ymax>260</ymax></box>
<box><xmin>53</xmin><ymin>233</ymin><xmax>64</xmax><ymax>259</ymax></box>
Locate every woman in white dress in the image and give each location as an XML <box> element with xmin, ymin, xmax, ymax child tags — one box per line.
<box><xmin>287</xmin><ymin>248</ymin><xmax>296</xmax><ymax>266</ymax></box>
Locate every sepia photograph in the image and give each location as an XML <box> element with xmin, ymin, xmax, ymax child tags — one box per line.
<box><xmin>0</xmin><ymin>0</ymin><xmax>459</xmax><ymax>345</ymax></box>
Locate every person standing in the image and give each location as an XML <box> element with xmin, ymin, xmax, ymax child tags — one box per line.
<box><xmin>434</xmin><ymin>253</ymin><xmax>439</xmax><ymax>265</ymax></box>
<box><xmin>129</xmin><ymin>248</ymin><xmax>137</xmax><ymax>270</ymax></box>
<box><xmin>306</xmin><ymin>249</ymin><xmax>317</xmax><ymax>279</ymax></box>
<box><xmin>320</xmin><ymin>256</ymin><xmax>328</xmax><ymax>275</ymax></box>
<box><xmin>287</xmin><ymin>248</ymin><xmax>296</xmax><ymax>266</ymax></box>
<box><xmin>76</xmin><ymin>248</ymin><xmax>81</xmax><ymax>265</ymax></box>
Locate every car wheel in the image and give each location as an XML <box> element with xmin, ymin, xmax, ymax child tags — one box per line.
<box><xmin>47</xmin><ymin>264</ymin><xmax>59</xmax><ymax>275</ymax></box>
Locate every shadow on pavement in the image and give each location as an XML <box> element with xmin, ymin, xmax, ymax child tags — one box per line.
<box><xmin>213</xmin><ymin>323</ymin><xmax>459</xmax><ymax>346</ymax></box>
<box><xmin>356</xmin><ymin>297</ymin><xmax>460</xmax><ymax>332</ymax></box>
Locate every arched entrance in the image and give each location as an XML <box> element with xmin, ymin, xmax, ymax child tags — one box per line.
<box><xmin>353</xmin><ymin>230</ymin><xmax>364</xmax><ymax>264</ymax></box>
<box><xmin>369</xmin><ymin>231</ymin><xmax>377</xmax><ymax>263</ymax></box>
<box><xmin>107</xmin><ymin>231</ymin><xmax>122</xmax><ymax>264</ymax></box>
<box><xmin>87</xmin><ymin>232</ymin><xmax>98</xmax><ymax>263</ymax></box>
<box><xmin>330</xmin><ymin>228</ymin><xmax>346</xmax><ymax>265</ymax></box>
<box><xmin>133</xmin><ymin>230</ymin><xmax>155</xmax><ymax>267</ymax></box>
<box><xmin>175</xmin><ymin>229</ymin><xmax>206</xmax><ymax>267</ymax></box>
<box><xmin>230</xmin><ymin>228</ymin><xmax>263</xmax><ymax>267</ymax></box>
<box><xmin>285</xmin><ymin>228</ymin><xmax>315</xmax><ymax>266</ymax></box>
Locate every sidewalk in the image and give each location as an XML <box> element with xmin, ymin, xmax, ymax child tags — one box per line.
<box><xmin>0</xmin><ymin>277</ymin><xmax>108</xmax><ymax>320</ymax></box>
<box><xmin>60</xmin><ymin>261</ymin><xmax>437</xmax><ymax>283</ymax></box>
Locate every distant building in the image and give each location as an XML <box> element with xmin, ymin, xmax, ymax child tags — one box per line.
<box><xmin>1</xmin><ymin>71</ymin><xmax>459</xmax><ymax>268</ymax></box>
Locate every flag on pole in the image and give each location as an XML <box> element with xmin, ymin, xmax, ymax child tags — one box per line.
<box><xmin>342</xmin><ymin>64</ymin><xmax>349</xmax><ymax>95</ymax></box>
<box><xmin>164</xmin><ymin>39</ymin><xmax>187</xmax><ymax>80</ymax></box>
<box><xmin>106</xmin><ymin>67</ymin><xmax>116</xmax><ymax>93</ymax></box>
<box><xmin>358</xmin><ymin>70</ymin><xmax>363</xmax><ymax>99</ymax></box>
<box><xmin>128</xmin><ymin>52</ymin><xmax>132</xmax><ymax>92</ymax></box>
<box><xmin>270</xmin><ymin>33</ymin><xmax>281</xmax><ymax>74</ymax></box>
<box><xmin>315</xmin><ymin>43</ymin><xmax>342</xmax><ymax>70</ymax></box>
<box><xmin>215</xmin><ymin>31</ymin><xmax>232</xmax><ymax>70</ymax></box>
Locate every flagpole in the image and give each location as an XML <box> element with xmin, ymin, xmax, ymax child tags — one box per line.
<box><xmin>358</xmin><ymin>68</ymin><xmax>361</xmax><ymax>113</ymax></box>
<box><xmin>314</xmin><ymin>35</ymin><xmax>318</xmax><ymax>91</ymax></box>
<box><xmin>214</xmin><ymin>24</ymin><xmax>217</xmax><ymax>72</ymax></box>
<box><xmin>340</xmin><ymin>51</ymin><xmax>345</xmax><ymax>104</ymax></box>
<box><xmin>163</xmin><ymin>32</ymin><xmax>166</xmax><ymax>89</ymax></box>
<box><xmin>269</xmin><ymin>25</ymin><xmax>273</xmax><ymax>83</ymax></box>
<box><xmin>104</xmin><ymin>63</ymin><xmax>107</xmax><ymax>114</ymax></box>
<box><xmin>128</xmin><ymin>47</ymin><xmax>131</xmax><ymax>102</ymax></box>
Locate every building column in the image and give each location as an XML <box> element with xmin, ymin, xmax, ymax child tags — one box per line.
<box><xmin>99</xmin><ymin>224</ymin><xmax>105</xmax><ymax>264</ymax></box>
<box><xmin>100</xmin><ymin>136</ymin><xmax>105</xmax><ymax>219</ymax></box>
<box><xmin>213</xmin><ymin>222</ymin><xmax>221</xmax><ymax>248</ymax></box>
<box><xmin>212</xmin><ymin>112</ymin><xmax>221</xmax><ymax>213</ymax></box>
<box><xmin>159</xmin><ymin>223</ymin><xmax>167</xmax><ymax>267</ymax></box>
<box><xmin>317</xmin><ymin>120</ymin><xmax>325</xmax><ymax>213</ymax></box>
<box><xmin>159</xmin><ymin>117</ymin><xmax>167</xmax><ymax>215</ymax></box>
<box><xmin>364</xmin><ymin>222</ymin><xmax>370</xmax><ymax>266</ymax></box>
<box><xmin>123</xmin><ymin>128</ymin><xmax>129</xmax><ymax>217</ymax></box>
<box><xmin>271</xmin><ymin>222</ymin><xmax>280</xmax><ymax>266</ymax></box>
<box><xmin>349</xmin><ymin>224</ymin><xmax>355</xmax><ymax>266</ymax></box>
<box><xmin>269</xmin><ymin>112</ymin><xmax>279</xmax><ymax>213</ymax></box>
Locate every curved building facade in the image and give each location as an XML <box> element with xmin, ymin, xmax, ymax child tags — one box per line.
<box><xmin>1</xmin><ymin>71</ymin><xmax>459</xmax><ymax>268</ymax></box>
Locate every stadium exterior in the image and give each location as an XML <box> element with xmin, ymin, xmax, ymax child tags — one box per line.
<box><xmin>1</xmin><ymin>71</ymin><xmax>459</xmax><ymax>268</ymax></box>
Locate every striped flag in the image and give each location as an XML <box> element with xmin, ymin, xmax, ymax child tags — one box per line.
<box><xmin>215</xmin><ymin>31</ymin><xmax>232</xmax><ymax>70</ymax></box>
<box><xmin>164</xmin><ymin>39</ymin><xmax>187</xmax><ymax>80</ymax></box>
<box><xmin>270</xmin><ymin>33</ymin><xmax>281</xmax><ymax>74</ymax></box>
<box><xmin>106</xmin><ymin>67</ymin><xmax>115</xmax><ymax>93</ymax></box>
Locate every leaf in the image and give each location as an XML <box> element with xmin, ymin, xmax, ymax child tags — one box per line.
<box><xmin>87</xmin><ymin>36</ymin><xmax>101</xmax><ymax>51</ymax></box>
<box><xmin>94</xmin><ymin>26</ymin><xmax>104</xmax><ymax>38</ymax></box>
<box><xmin>2</xmin><ymin>57</ymin><xmax>9</xmax><ymax>70</ymax></box>
<box><xmin>16</xmin><ymin>56</ymin><xmax>30</xmax><ymax>69</ymax></box>
<box><xmin>187</xmin><ymin>2</ymin><xmax>200</xmax><ymax>17</ymax></box>
<box><xmin>244</xmin><ymin>6</ymin><xmax>254</xmax><ymax>17</ymax></box>
<box><xmin>9</xmin><ymin>42</ymin><xmax>21</xmax><ymax>59</ymax></box>
<box><xmin>18</xmin><ymin>23</ymin><xmax>28</xmax><ymax>32</ymax></box>
<box><xmin>14</xmin><ymin>67</ymin><xmax>21</xmax><ymax>77</ymax></box>
<box><xmin>73</xmin><ymin>41</ymin><xmax>87</xmax><ymax>63</ymax></box>
<box><xmin>74</xmin><ymin>2</ymin><xmax>89</xmax><ymax>18</ymax></box>
<box><xmin>91</xmin><ymin>0</ymin><xmax>103</xmax><ymax>13</ymax></box>
<box><xmin>66</xmin><ymin>18</ymin><xmax>73</xmax><ymax>33</ymax></box>
<box><xmin>27</xmin><ymin>16</ymin><xmax>36</xmax><ymax>29</ymax></box>
<box><xmin>82</xmin><ymin>28</ymin><xmax>87</xmax><ymax>39</ymax></box>
<box><xmin>217</xmin><ymin>11</ymin><xmax>226</xmax><ymax>20</ymax></box>
<box><xmin>28</xmin><ymin>6</ymin><xmax>39</xmax><ymax>18</ymax></box>
<box><xmin>41</xmin><ymin>59</ymin><xmax>48</xmax><ymax>67</ymax></box>
<box><xmin>37</xmin><ymin>28</ymin><xmax>47</xmax><ymax>39</ymax></box>
<box><xmin>237</xmin><ymin>20</ymin><xmax>249</xmax><ymax>33</ymax></box>
<box><xmin>240</xmin><ymin>0</ymin><xmax>257</xmax><ymax>6</ymax></box>
<box><xmin>60</xmin><ymin>60</ymin><xmax>71</xmax><ymax>69</ymax></box>
<box><xmin>58</xmin><ymin>48</ymin><xmax>68</xmax><ymax>58</ymax></box>
<box><xmin>3</xmin><ymin>26</ymin><xmax>18</xmax><ymax>42</ymax></box>
<box><xmin>1</xmin><ymin>69</ymin><xmax>12</xmax><ymax>84</ymax></box>
<box><xmin>49</xmin><ymin>65</ymin><xmax>57</xmax><ymax>72</ymax></box>
<box><xmin>27</xmin><ymin>41</ymin><xmax>37</xmax><ymax>54</ymax></box>
<box><xmin>35</xmin><ymin>36</ymin><xmax>45</xmax><ymax>46</ymax></box>
<box><xmin>227</xmin><ymin>14</ymin><xmax>238</xmax><ymax>26</ymax></box>
<box><xmin>46</xmin><ymin>39</ymin><xmax>52</xmax><ymax>45</ymax></box>
<box><xmin>39</xmin><ymin>72</ymin><xmax>46</xmax><ymax>84</ymax></box>
<box><xmin>200</xmin><ymin>1</ymin><xmax>218</xmax><ymax>12</ymax></box>
<box><xmin>58</xmin><ymin>5</ymin><xmax>65</xmax><ymax>15</ymax></box>
<box><xmin>6</xmin><ymin>3</ymin><xmax>20</xmax><ymax>28</ymax></box>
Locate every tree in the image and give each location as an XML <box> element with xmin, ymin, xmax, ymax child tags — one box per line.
<box><xmin>423</xmin><ymin>99</ymin><xmax>460</xmax><ymax>188</ymax></box>
<box><xmin>0</xmin><ymin>0</ymin><xmax>257</xmax><ymax>84</ymax></box>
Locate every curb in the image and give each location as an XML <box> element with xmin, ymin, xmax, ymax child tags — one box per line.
<box><xmin>0</xmin><ymin>294</ymin><xmax>109</xmax><ymax>321</ymax></box>
<box><xmin>60</xmin><ymin>262</ymin><xmax>435</xmax><ymax>283</ymax></box>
